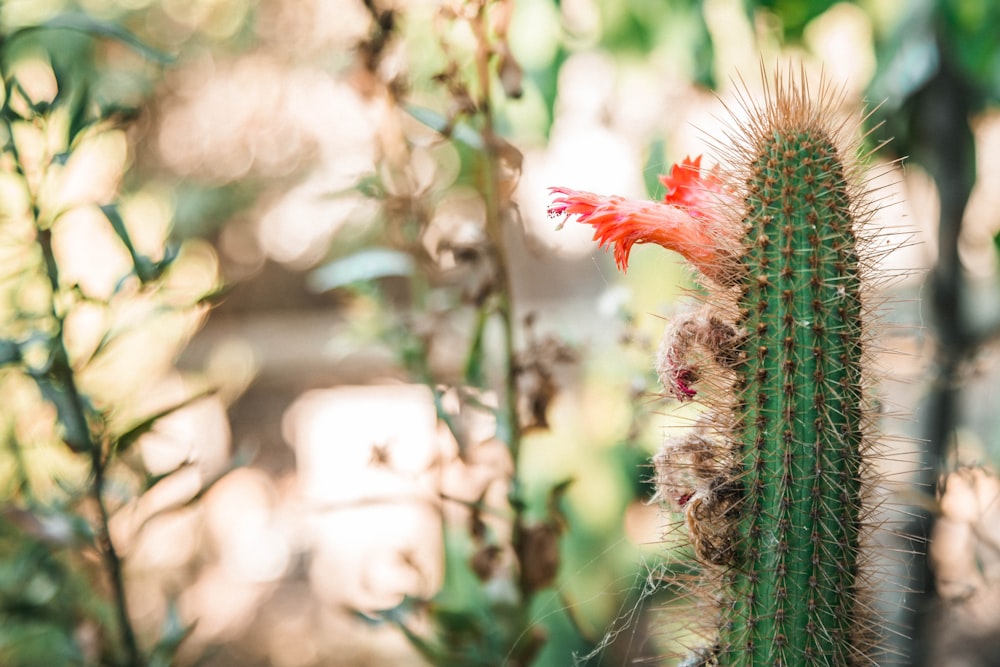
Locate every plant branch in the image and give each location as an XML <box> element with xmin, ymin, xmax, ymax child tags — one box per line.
<box><xmin>25</xmin><ymin>135</ymin><xmax>143</xmax><ymax>667</ymax></box>
<box><xmin>90</xmin><ymin>441</ymin><xmax>141</xmax><ymax>667</ymax></box>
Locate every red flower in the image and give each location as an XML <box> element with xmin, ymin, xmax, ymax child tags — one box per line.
<box><xmin>548</xmin><ymin>155</ymin><xmax>730</xmax><ymax>279</ymax></box>
<box><xmin>659</xmin><ymin>155</ymin><xmax>723</xmax><ymax>216</ymax></box>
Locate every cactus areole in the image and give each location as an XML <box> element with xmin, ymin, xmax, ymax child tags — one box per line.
<box><xmin>549</xmin><ymin>70</ymin><xmax>877</xmax><ymax>666</ymax></box>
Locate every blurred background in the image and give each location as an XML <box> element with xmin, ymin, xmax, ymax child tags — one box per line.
<box><xmin>2</xmin><ymin>0</ymin><xmax>1000</xmax><ymax>665</ymax></box>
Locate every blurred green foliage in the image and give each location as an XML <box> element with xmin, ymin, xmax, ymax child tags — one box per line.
<box><xmin>0</xmin><ymin>5</ymin><xmax>221</xmax><ymax>666</ymax></box>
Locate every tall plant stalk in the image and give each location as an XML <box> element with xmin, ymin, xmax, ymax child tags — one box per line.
<box><xmin>4</xmin><ymin>104</ymin><xmax>143</xmax><ymax>667</ymax></box>
<box><xmin>356</xmin><ymin>1</ymin><xmax>578</xmax><ymax>664</ymax></box>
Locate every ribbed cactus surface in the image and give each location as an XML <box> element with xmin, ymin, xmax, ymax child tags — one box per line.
<box><xmin>719</xmin><ymin>125</ymin><xmax>866</xmax><ymax>666</ymax></box>
<box><xmin>549</xmin><ymin>69</ymin><xmax>879</xmax><ymax>667</ymax></box>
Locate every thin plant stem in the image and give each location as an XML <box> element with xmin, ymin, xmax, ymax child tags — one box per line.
<box><xmin>91</xmin><ymin>442</ymin><xmax>142</xmax><ymax>667</ymax></box>
<box><xmin>467</xmin><ymin>0</ymin><xmax>525</xmax><ymax>569</ymax></box>
<box><xmin>470</xmin><ymin>2</ymin><xmax>521</xmax><ymax>469</ymax></box>
<box><xmin>24</xmin><ymin>133</ymin><xmax>143</xmax><ymax>667</ymax></box>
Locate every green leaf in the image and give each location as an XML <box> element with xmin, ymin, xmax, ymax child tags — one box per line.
<box><xmin>0</xmin><ymin>339</ymin><xmax>20</xmax><ymax>366</ymax></box>
<box><xmin>30</xmin><ymin>373</ymin><xmax>92</xmax><ymax>453</ymax></box>
<box><xmin>7</xmin><ymin>78</ymin><xmax>48</xmax><ymax>116</ymax></box>
<box><xmin>546</xmin><ymin>477</ymin><xmax>574</xmax><ymax>530</ymax></box>
<box><xmin>195</xmin><ymin>282</ymin><xmax>231</xmax><ymax>307</ymax></box>
<box><xmin>323</xmin><ymin>174</ymin><xmax>384</xmax><ymax>200</ymax></box>
<box><xmin>50</xmin><ymin>64</ymin><xmax>90</xmax><ymax>143</ymax></box>
<box><xmin>0</xmin><ymin>620</ymin><xmax>85</xmax><ymax>666</ymax></box>
<box><xmin>142</xmin><ymin>462</ymin><xmax>195</xmax><ymax>494</ymax></box>
<box><xmin>100</xmin><ymin>204</ymin><xmax>174</xmax><ymax>283</ymax></box>
<box><xmin>148</xmin><ymin>601</ymin><xmax>196</xmax><ymax>667</ymax></box>
<box><xmin>100</xmin><ymin>203</ymin><xmax>139</xmax><ymax>256</ymax></box>
<box><xmin>642</xmin><ymin>137</ymin><xmax>666</xmax><ymax>200</ymax></box>
<box><xmin>115</xmin><ymin>388</ymin><xmax>215</xmax><ymax>456</ymax></box>
<box><xmin>406</xmin><ymin>105</ymin><xmax>485</xmax><ymax>150</ymax></box>
<box><xmin>8</xmin><ymin>12</ymin><xmax>175</xmax><ymax>65</ymax></box>
<box><xmin>357</xmin><ymin>598</ymin><xmax>443</xmax><ymax>664</ymax></box>
<box><xmin>463</xmin><ymin>306</ymin><xmax>488</xmax><ymax>387</ymax></box>
<box><xmin>756</xmin><ymin>0</ymin><xmax>833</xmax><ymax>42</ymax></box>
<box><xmin>307</xmin><ymin>248</ymin><xmax>414</xmax><ymax>292</ymax></box>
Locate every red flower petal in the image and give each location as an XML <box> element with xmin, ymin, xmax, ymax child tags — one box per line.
<box><xmin>549</xmin><ymin>155</ymin><xmax>733</xmax><ymax>280</ymax></box>
<box><xmin>659</xmin><ymin>155</ymin><xmax>724</xmax><ymax>216</ymax></box>
<box><xmin>547</xmin><ymin>194</ymin><xmax>719</xmax><ymax>278</ymax></box>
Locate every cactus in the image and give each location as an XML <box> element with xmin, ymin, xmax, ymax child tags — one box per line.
<box><xmin>715</xmin><ymin>78</ymin><xmax>871</xmax><ymax>667</ymax></box>
<box><xmin>550</xmin><ymin>69</ymin><xmax>882</xmax><ymax>665</ymax></box>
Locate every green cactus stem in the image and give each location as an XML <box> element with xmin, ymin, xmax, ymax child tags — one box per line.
<box><xmin>717</xmin><ymin>83</ymin><xmax>869</xmax><ymax>667</ymax></box>
<box><xmin>549</xmin><ymin>69</ymin><xmax>882</xmax><ymax>667</ymax></box>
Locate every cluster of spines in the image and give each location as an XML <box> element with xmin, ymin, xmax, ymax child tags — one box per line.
<box><xmin>655</xmin><ymin>71</ymin><xmax>890</xmax><ymax>667</ymax></box>
<box><xmin>720</xmin><ymin>126</ymin><xmax>866</xmax><ymax>667</ymax></box>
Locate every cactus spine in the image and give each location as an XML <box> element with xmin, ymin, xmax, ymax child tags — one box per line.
<box><xmin>716</xmin><ymin>78</ymin><xmax>870</xmax><ymax>666</ymax></box>
<box><xmin>549</xmin><ymin>68</ymin><xmax>884</xmax><ymax>667</ymax></box>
